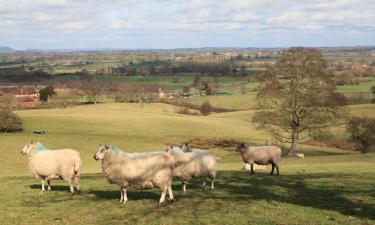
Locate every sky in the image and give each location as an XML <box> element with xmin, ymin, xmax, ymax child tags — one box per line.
<box><xmin>1</xmin><ymin>0</ymin><xmax>375</xmax><ymax>50</ymax></box>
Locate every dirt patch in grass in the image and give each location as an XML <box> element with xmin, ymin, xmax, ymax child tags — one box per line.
<box><xmin>168</xmin><ymin>138</ymin><xmax>240</xmax><ymax>149</ymax></box>
<box><xmin>302</xmin><ymin>139</ymin><xmax>354</xmax><ymax>150</ymax></box>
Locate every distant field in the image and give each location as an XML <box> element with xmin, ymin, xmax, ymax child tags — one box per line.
<box><xmin>0</xmin><ymin>103</ymin><xmax>374</xmax><ymax>224</ymax></box>
<box><xmin>184</xmin><ymin>93</ymin><xmax>258</xmax><ymax>110</ymax></box>
<box><xmin>54</xmin><ymin>75</ymin><xmax>252</xmax><ymax>91</ymax></box>
<box><xmin>338</xmin><ymin>78</ymin><xmax>375</xmax><ymax>93</ymax></box>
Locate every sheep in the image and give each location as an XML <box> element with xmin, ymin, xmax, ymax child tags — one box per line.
<box><xmin>93</xmin><ymin>145</ymin><xmax>176</xmax><ymax>205</ymax></box>
<box><xmin>295</xmin><ymin>153</ymin><xmax>304</xmax><ymax>159</ymax></box>
<box><xmin>166</xmin><ymin>143</ymin><xmax>218</xmax><ymax>192</ymax></box>
<box><xmin>20</xmin><ymin>141</ymin><xmax>81</xmax><ymax>194</ymax></box>
<box><xmin>235</xmin><ymin>143</ymin><xmax>281</xmax><ymax>175</ymax></box>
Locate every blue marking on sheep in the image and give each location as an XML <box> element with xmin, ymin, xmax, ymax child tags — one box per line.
<box><xmin>111</xmin><ymin>146</ymin><xmax>121</xmax><ymax>153</ymax></box>
<box><xmin>35</xmin><ymin>143</ymin><xmax>47</xmax><ymax>152</ymax></box>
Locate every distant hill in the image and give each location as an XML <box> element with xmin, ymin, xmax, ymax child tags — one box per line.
<box><xmin>0</xmin><ymin>46</ymin><xmax>13</xmax><ymax>52</ymax></box>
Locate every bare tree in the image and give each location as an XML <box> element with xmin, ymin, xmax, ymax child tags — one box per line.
<box><xmin>347</xmin><ymin>117</ymin><xmax>375</xmax><ymax>153</ymax></box>
<box><xmin>82</xmin><ymin>79</ymin><xmax>103</xmax><ymax>104</ymax></box>
<box><xmin>253</xmin><ymin>48</ymin><xmax>347</xmax><ymax>154</ymax></box>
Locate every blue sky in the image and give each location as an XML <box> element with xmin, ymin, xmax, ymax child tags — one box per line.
<box><xmin>1</xmin><ymin>0</ymin><xmax>375</xmax><ymax>49</ymax></box>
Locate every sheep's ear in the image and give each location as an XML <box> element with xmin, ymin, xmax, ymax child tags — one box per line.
<box><xmin>104</xmin><ymin>144</ymin><xmax>109</xmax><ymax>150</ymax></box>
<box><xmin>99</xmin><ymin>144</ymin><xmax>102</xmax><ymax>147</ymax></box>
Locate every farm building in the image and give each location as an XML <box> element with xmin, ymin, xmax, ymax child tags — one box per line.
<box><xmin>0</xmin><ymin>86</ymin><xmax>39</xmax><ymax>107</ymax></box>
<box><xmin>14</xmin><ymin>86</ymin><xmax>39</xmax><ymax>107</ymax></box>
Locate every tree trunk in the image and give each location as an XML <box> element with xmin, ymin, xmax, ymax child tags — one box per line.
<box><xmin>290</xmin><ymin>129</ymin><xmax>299</xmax><ymax>154</ymax></box>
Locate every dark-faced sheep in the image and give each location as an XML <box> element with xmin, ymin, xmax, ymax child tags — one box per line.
<box><xmin>235</xmin><ymin>143</ymin><xmax>281</xmax><ymax>175</ymax></box>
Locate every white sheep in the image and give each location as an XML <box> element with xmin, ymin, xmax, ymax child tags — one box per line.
<box><xmin>235</xmin><ymin>143</ymin><xmax>281</xmax><ymax>175</ymax></box>
<box><xmin>167</xmin><ymin>143</ymin><xmax>218</xmax><ymax>192</ymax></box>
<box><xmin>20</xmin><ymin>141</ymin><xmax>81</xmax><ymax>194</ymax></box>
<box><xmin>295</xmin><ymin>153</ymin><xmax>304</xmax><ymax>159</ymax></box>
<box><xmin>93</xmin><ymin>145</ymin><xmax>176</xmax><ymax>204</ymax></box>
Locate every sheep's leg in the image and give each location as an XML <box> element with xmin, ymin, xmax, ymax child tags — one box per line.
<box><xmin>41</xmin><ymin>179</ymin><xmax>46</xmax><ymax>192</ymax></box>
<box><xmin>202</xmin><ymin>178</ymin><xmax>206</xmax><ymax>187</ymax></box>
<box><xmin>123</xmin><ymin>188</ymin><xmax>128</xmax><ymax>203</ymax></box>
<box><xmin>210</xmin><ymin>178</ymin><xmax>215</xmax><ymax>190</ymax></box>
<box><xmin>250</xmin><ymin>164</ymin><xmax>254</xmax><ymax>175</ymax></box>
<box><xmin>167</xmin><ymin>185</ymin><xmax>174</xmax><ymax>201</ymax></box>
<box><xmin>68</xmin><ymin>179</ymin><xmax>74</xmax><ymax>194</ymax></box>
<box><xmin>47</xmin><ymin>180</ymin><xmax>51</xmax><ymax>191</ymax></box>
<box><xmin>182</xmin><ymin>181</ymin><xmax>187</xmax><ymax>193</ymax></box>
<box><xmin>275</xmin><ymin>164</ymin><xmax>280</xmax><ymax>176</ymax></box>
<box><xmin>271</xmin><ymin>163</ymin><xmax>275</xmax><ymax>175</ymax></box>
<box><xmin>120</xmin><ymin>188</ymin><xmax>124</xmax><ymax>202</ymax></box>
<box><xmin>121</xmin><ymin>188</ymin><xmax>128</xmax><ymax>203</ymax></box>
<box><xmin>74</xmin><ymin>175</ymin><xmax>80</xmax><ymax>194</ymax></box>
<box><xmin>159</xmin><ymin>187</ymin><xmax>167</xmax><ymax>205</ymax></box>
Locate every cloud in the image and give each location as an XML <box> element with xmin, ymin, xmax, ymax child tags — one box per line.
<box><xmin>0</xmin><ymin>0</ymin><xmax>374</xmax><ymax>49</ymax></box>
<box><xmin>62</xmin><ymin>21</ymin><xmax>89</xmax><ymax>30</ymax></box>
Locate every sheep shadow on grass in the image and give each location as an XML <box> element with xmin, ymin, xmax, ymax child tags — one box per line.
<box><xmin>29</xmin><ymin>184</ymin><xmax>72</xmax><ymax>193</ymax></box>
<box><xmin>88</xmin><ymin>189</ymin><xmax>161</xmax><ymax>201</ymax></box>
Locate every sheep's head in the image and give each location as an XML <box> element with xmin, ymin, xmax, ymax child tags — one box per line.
<box><xmin>21</xmin><ymin>140</ymin><xmax>36</xmax><ymax>155</ymax></box>
<box><xmin>166</xmin><ymin>145</ymin><xmax>184</xmax><ymax>154</ymax></box>
<box><xmin>181</xmin><ymin>142</ymin><xmax>192</xmax><ymax>152</ymax></box>
<box><xmin>235</xmin><ymin>143</ymin><xmax>247</xmax><ymax>153</ymax></box>
<box><xmin>94</xmin><ymin>144</ymin><xmax>110</xmax><ymax>160</ymax></box>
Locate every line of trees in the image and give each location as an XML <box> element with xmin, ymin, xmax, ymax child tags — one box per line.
<box><xmin>0</xmin><ymin>67</ymin><xmax>52</xmax><ymax>82</ymax></box>
<box><xmin>90</xmin><ymin>61</ymin><xmax>258</xmax><ymax>77</ymax></box>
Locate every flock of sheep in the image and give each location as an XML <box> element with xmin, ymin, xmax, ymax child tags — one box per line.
<box><xmin>21</xmin><ymin>141</ymin><xmax>282</xmax><ymax>204</ymax></box>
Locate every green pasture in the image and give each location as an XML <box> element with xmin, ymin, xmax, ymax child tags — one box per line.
<box><xmin>0</xmin><ymin>103</ymin><xmax>374</xmax><ymax>224</ymax></box>
<box><xmin>338</xmin><ymin>78</ymin><xmax>375</xmax><ymax>93</ymax></box>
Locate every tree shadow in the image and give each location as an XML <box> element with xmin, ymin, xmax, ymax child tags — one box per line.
<box><xmin>214</xmin><ymin>171</ymin><xmax>375</xmax><ymax>221</ymax></box>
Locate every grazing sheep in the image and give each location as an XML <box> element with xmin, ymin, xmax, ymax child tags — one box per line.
<box><xmin>235</xmin><ymin>143</ymin><xmax>281</xmax><ymax>175</ymax></box>
<box><xmin>93</xmin><ymin>145</ymin><xmax>176</xmax><ymax>204</ymax></box>
<box><xmin>20</xmin><ymin>141</ymin><xmax>81</xmax><ymax>194</ymax></box>
<box><xmin>295</xmin><ymin>153</ymin><xmax>304</xmax><ymax>159</ymax></box>
<box><xmin>167</xmin><ymin>143</ymin><xmax>218</xmax><ymax>192</ymax></box>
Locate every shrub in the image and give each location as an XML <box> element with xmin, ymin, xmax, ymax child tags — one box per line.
<box><xmin>371</xmin><ymin>86</ymin><xmax>375</xmax><ymax>95</ymax></box>
<box><xmin>200</xmin><ymin>101</ymin><xmax>212</xmax><ymax>116</ymax></box>
<box><xmin>347</xmin><ymin>117</ymin><xmax>375</xmax><ymax>153</ymax></box>
<box><xmin>0</xmin><ymin>109</ymin><xmax>23</xmax><ymax>133</ymax></box>
<box><xmin>240</xmin><ymin>85</ymin><xmax>250</xmax><ymax>95</ymax></box>
<box><xmin>371</xmin><ymin>86</ymin><xmax>375</xmax><ymax>103</ymax></box>
<box><xmin>182</xmin><ymin>85</ymin><xmax>190</xmax><ymax>94</ymax></box>
<box><xmin>39</xmin><ymin>85</ymin><xmax>56</xmax><ymax>102</ymax></box>
<box><xmin>176</xmin><ymin>107</ymin><xmax>200</xmax><ymax>116</ymax></box>
<box><xmin>172</xmin><ymin>75</ymin><xmax>179</xmax><ymax>83</ymax></box>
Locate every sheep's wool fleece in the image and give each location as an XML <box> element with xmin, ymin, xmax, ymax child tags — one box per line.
<box><xmin>28</xmin><ymin>149</ymin><xmax>81</xmax><ymax>180</ymax></box>
<box><xmin>170</xmin><ymin>149</ymin><xmax>217</xmax><ymax>180</ymax></box>
<box><xmin>241</xmin><ymin>146</ymin><xmax>281</xmax><ymax>165</ymax></box>
<box><xmin>102</xmin><ymin>151</ymin><xmax>175</xmax><ymax>189</ymax></box>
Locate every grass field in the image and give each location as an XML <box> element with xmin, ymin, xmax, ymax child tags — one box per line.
<box><xmin>338</xmin><ymin>78</ymin><xmax>375</xmax><ymax>93</ymax></box>
<box><xmin>0</xmin><ymin>103</ymin><xmax>374</xmax><ymax>224</ymax></box>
